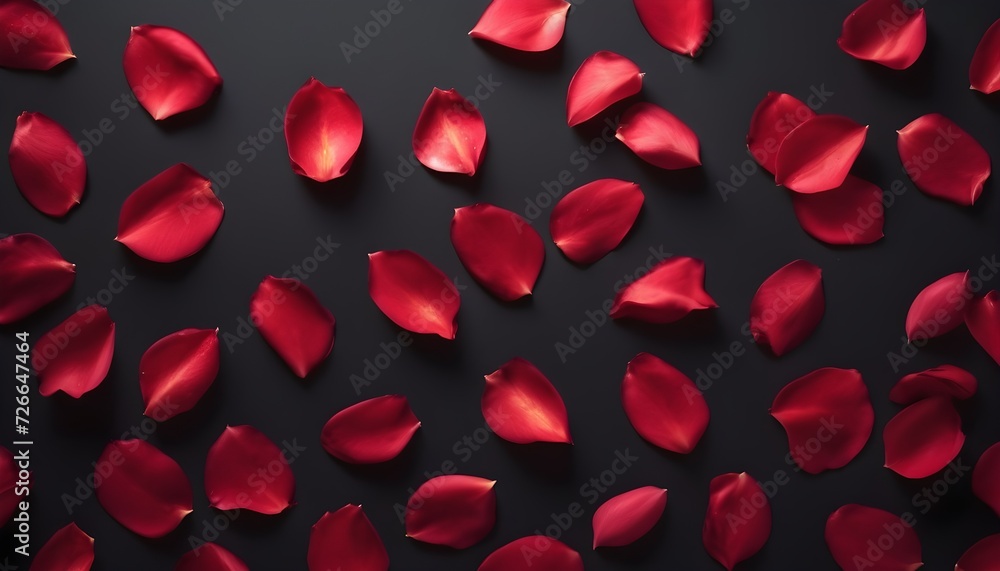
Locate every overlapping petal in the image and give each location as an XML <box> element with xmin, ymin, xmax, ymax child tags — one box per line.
<box><xmin>615</xmin><ymin>102</ymin><xmax>701</xmax><ymax>169</ymax></box>
<box><xmin>478</xmin><ymin>536</ymin><xmax>583</xmax><ymax>571</ymax></box>
<box><xmin>970</xmin><ymin>19</ymin><xmax>1000</xmax><ymax>94</ymax></box>
<box><xmin>0</xmin><ymin>447</ymin><xmax>17</xmax><ymax>526</ymax></box>
<box><xmin>483</xmin><ymin>358</ymin><xmax>571</xmax><ymax>444</ymax></box>
<box><xmin>703</xmin><ymin>473</ymin><xmax>771</xmax><ymax>570</ymax></box>
<box><xmin>973</xmin><ymin>442</ymin><xmax>1000</xmax><ymax>517</ymax></box>
<box><xmin>750</xmin><ymin>260</ymin><xmax>825</xmax><ymax>356</ymax></box>
<box><xmin>308</xmin><ymin>505</ymin><xmax>389</xmax><ymax>571</ymax></box>
<box><xmin>413</xmin><ymin>88</ymin><xmax>486</xmax><ymax>176</ymax></box>
<box><xmin>791</xmin><ymin>175</ymin><xmax>884</xmax><ymax>245</ymax></box>
<box><xmin>9</xmin><ymin>112</ymin><xmax>86</xmax><ymax>217</ymax></box>
<box><xmin>0</xmin><ymin>0</ymin><xmax>73</xmax><ymax>70</ymax></box>
<box><xmin>897</xmin><ymin>114</ymin><xmax>990</xmax><ymax>206</ymax></box>
<box><xmin>468</xmin><ymin>0</ymin><xmax>570</xmax><ymax>52</ymax></box>
<box><xmin>451</xmin><ymin>203</ymin><xmax>543</xmax><ymax>300</ymax></box>
<box><xmin>965</xmin><ymin>291</ymin><xmax>1000</xmax><ymax>366</ymax></box>
<box><xmin>622</xmin><ymin>353</ymin><xmax>708</xmax><ymax>453</ymax></box>
<box><xmin>0</xmin><ymin>233</ymin><xmax>74</xmax><ymax>324</ymax></box>
<box><xmin>566</xmin><ymin>51</ymin><xmax>643</xmax><ymax>126</ymax></box>
<box><xmin>633</xmin><ymin>0</ymin><xmax>713</xmax><ymax>57</ymax></box>
<box><xmin>610</xmin><ymin>256</ymin><xmax>717</xmax><ymax>323</ymax></box>
<box><xmin>321</xmin><ymin>395</ymin><xmax>420</xmax><ymax>464</ymax></box>
<box><xmin>747</xmin><ymin>92</ymin><xmax>815</xmax><ymax>174</ymax></box>
<box><xmin>837</xmin><ymin>0</ymin><xmax>926</xmax><ymax>69</ymax></box>
<box><xmin>883</xmin><ymin>397</ymin><xmax>965</xmax><ymax>479</ymax></box>
<box><xmin>139</xmin><ymin>328</ymin><xmax>219</xmax><ymax>420</ymax></box>
<box><xmin>284</xmin><ymin>77</ymin><xmax>363</xmax><ymax>182</ymax></box>
<box><xmin>31</xmin><ymin>522</ymin><xmax>94</xmax><ymax>571</ymax></box>
<box><xmin>592</xmin><ymin>486</ymin><xmax>667</xmax><ymax>548</ymax></box>
<box><xmin>405</xmin><ymin>475</ymin><xmax>496</xmax><ymax>549</ymax></box>
<box><xmin>250</xmin><ymin>276</ymin><xmax>335</xmax><ymax>378</ymax></box>
<box><xmin>368</xmin><ymin>250</ymin><xmax>460</xmax><ymax>339</ymax></box>
<box><xmin>956</xmin><ymin>534</ymin><xmax>1000</xmax><ymax>571</ymax></box>
<box><xmin>905</xmin><ymin>271</ymin><xmax>970</xmax><ymax>341</ymax></box>
<box><xmin>175</xmin><ymin>543</ymin><xmax>248</xmax><ymax>571</ymax></box>
<box><xmin>775</xmin><ymin>115</ymin><xmax>868</xmax><ymax>193</ymax></box>
<box><xmin>33</xmin><ymin>305</ymin><xmax>115</xmax><ymax>398</ymax></box>
<box><xmin>825</xmin><ymin>504</ymin><xmax>922</xmax><ymax>571</ymax></box>
<box><xmin>889</xmin><ymin>365</ymin><xmax>977</xmax><ymax>405</ymax></box>
<box><xmin>550</xmin><ymin>179</ymin><xmax>644</xmax><ymax>264</ymax></box>
<box><xmin>205</xmin><ymin>425</ymin><xmax>294</xmax><ymax>515</ymax></box>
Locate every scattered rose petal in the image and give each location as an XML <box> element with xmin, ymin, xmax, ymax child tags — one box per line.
<box><xmin>883</xmin><ymin>396</ymin><xmax>965</xmax><ymax>479</ymax></box>
<box><xmin>775</xmin><ymin>115</ymin><xmax>868</xmax><ymax>193</ymax></box>
<box><xmin>483</xmin><ymin>358</ymin><xmax>572</xmax><ymax>444</ymax></box>
<box><xmin>413</xmin><ymin>88</ymin><xmax>486</xmax><ymax>176</ymax></box>
<box><xmin>405</xmin><ymin>474</ymin><xmax>496</xmax><ymax>549</ymax></box>
<box><xmin>205</xmin><ymin>425</ymin><xmax>295</xmax><ymax>515</ymax></box>
<box><xmin>973</xmin><ymin>442</ymin><xmax>1000</xmax><ymax>517</ymax></box>
<box><xmin>250</xmin><ymin>276</ymin><xmax>335</xmax><ymax>378</ymax></box>
<box><xmin>176</xmin><ymin>543</ymin><xmax>248</xmax><ymax>571</ymax></box>
<box><xmin>633</xmin><ymin>0</ymin><xmax>713</xmax><ymax>57</ymax></box>
<box><xmin>610</xmin><ymin>256</ymin><xmax>717</xmax><ymax>324</ymax></box>
<box><xmin>566</xmin><ymin>51</ymin><xmax>643</xmax><ymax>126</ymax></box>
<box><xmin>970</xmin><ymin>19</ymin><xmax>1000</xmax><ymax>94</ymax></box>
<box><xmin>478</xmin><ymin>536</ymin><xmax>583</xmax><ymax>571</ymax></box>
<box><xmin>747</xmin><ymin>92</ymin><xmax>815</xmax><ymax>174</ymax></box>
<box><xmin>451</xmin><ymin>203</ymin><xmax>543</xmax><ymax>300</ymax></box>
<box><xmin>0</xmin><ymin>0</ymin><xmax>73</xmax><ymax>70</ymax></box>
<box><xmin>791</xmin><ymin>175</ymin><xmax>885</xmax><ymax>245</ymax></box>
<box><xmin>30</xmin><ymin>522</ymin><xmax>94</xmax><ymax>571</ymax></box>
<box><xmin>284</xmin><ymin>77</ymin><xmax>363</xmax><ymax>182</ymax></box>
<box><xmin>703</xmin><ymin>472</ymin><xmax>771</xmax><ymax>571</ymax></box>
<box><xmin>592</xmin><ymin>486</ymin><xmax>667</xmax><ymax>548</ymax></box>
<box><xmin>116</xmin><ymin>163</ymin><xmax>224</xmax><ymax>263</ymax></box>
<box><xmin>750</xmin><ymin>260</ymin><xmax>825</xmax><ymax>356</ymax></box>
<box><xmin>622</xmin><ymin>352</ymin><xmax>709</xmax><ymax>454</ymax></box>
<box><xmin>9</xmin><ymin>111</ymin><xmax>86</xmax><ymax>217</ymax></box>
<box><xmin>550</xmin><ymin>179</ymin><xmax>644</xmax><ymax>264</ymax></box>
<box><xmin>616</xmin><ymin>102</ymin><xmax>701</xmax><ymax>169</ymax></box>
<box><xmin>889</xmin><ymin>365</ymin><xmax>977</xmax><ymax>405</ymax></box>
<box><xmin>897</xmin><ymin>113</ymin><xmax>991</xmax><ymax>206</ymax></box>
<box><xmin>965</xmin><ymin>290</ymin><xmax>1000</xmax><ymax>366</ymax></box>
<box><xmin>837</xmin><ymin>0</ymin><xmax>926</xmax><ymax>70</ymax></box>
<box><xmin>309</xmin><ymin>505</ymin><xmax>389</xmax><ymax>571</ymax></box>
<box><xmin>33</xmin><ymin>305</ymin><xmax>115</xmax><ymax>398</ymax></box>
<box><xmin>905</xmin><ymin>271</ymin><xmax>970</xmax><ymax>341</ymax></box>
<box><xmin>0</xmin><ymin>447</ymin><xmax>16</xmax><ymax>526</ymax></box>
<box><xmin>469</xmin><ymin>0</ymin><xmax>570</xmax><ymax>52</ymax></box>
<box><xmin>321</xmin><ymin>395</ymin><xmax>420</xmax><ymax>464</ymax></box>
<box><xmin>139</xmin><ymin>328</ymin><xmax>219</xmax><ymax>420</ymax></box>
<box><xmin>95</xmin><ymin>440</ymin><xmax>192</xmax><ymax>538</ymax></box>
<box><xmin>771</xmin><ymin>368</ymin><xmax>874</xmax><ymax>474</ymax></box>
<box><xmin>825</xmin><ymin>504</ymin><xmax>922</xmax><ymax>571</ymax></box>
<box><xmin>956</xmin><ymin>534</ymin><xmax>1000</xmax><ymax>571</ymax></box>
<box><xmin>368</xmin><ymin>250</ymin><xmax>460</xmax><ymax>339</ymax></box>
<box><xmin>0</xmin><ymin>233</ymin><xmax>75</xmax><ymax>324</ymax></box>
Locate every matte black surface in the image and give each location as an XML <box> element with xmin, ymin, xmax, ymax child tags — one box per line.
<box><xmin>3</xmin><ymin>0</ymin><xmax>1000</xmax><ymax>569</ymax></box>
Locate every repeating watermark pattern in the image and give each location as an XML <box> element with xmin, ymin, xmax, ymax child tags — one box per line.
<box><xmin>673</xmin><ymin>0</ymin><xmax>752</xmax><ymax>72</ymax></box>
<box><xmin>349</xmin><ymin>331</ymin><xmax>412</xmax><ymax>395</ymax></box>
<box><xmin>340</xmin><ymin>0</ymin><xmax>413</xmax><ymax>63</ymax></box>
<box><xmin>212</xmin><ymin>0</ymin><xmax>244</xmax><ymax>21</ymax></box>
<box><xmin>209</xmin><ymin>107</ymin><xmax>290</xmax><ymax>194</ymax></box>
<box><xmin>6</xmin><ymin>0</ymin><xmax>73</xmax><ymax>55</ymax></box>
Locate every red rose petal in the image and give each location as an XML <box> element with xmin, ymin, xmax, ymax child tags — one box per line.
<box><xmin>139</xmin><ymin>328</ymin><xmax>220</xmax><ymax>420</ymax></box>
<box><xmin>478</xmin><ymin>536</ymin><xmax>583</xmax><ymax>571</ymax></box>
<box><xmin>33</xmin><ymin>305</ymin><xmax>115</xmax><ymax>398</ymax></box>
<box><xmin>205</xmin><ymin>425</ymin><xmax>295</xmax><ymax>515</ymax></box>
<box><xmin>703</xmin><ymin>472</ymin><xmax>772</xmax><ymax>571</ymax></box>
<box><xmin>451</xmin><ymin>203</ymin><xmax>543</xmax><ymax>300</ymax></box>
<box><xmin>483</xmin><ymin>358</ymin><xmax>572</xmax><ymax>444</ymax></box>
<box><xmin>610</xmin><ymin>255</ymin><xmax>717</xmax><ymax>324</ymax></box>
<box><xmin>622</xmin><ymin>352</ymin><xmax>709</xmax><ymax>454</ymax></box>
<box><xmin>368</xmin><ymin>250</ymin><xmax>460</xmax><ymax>339</ymax></box>
<box><xmin>550</xmin><ymin>178</ymin><xmax>644</xmax><ymax>264</ymax></box>
<box><xmin>747</xmin><ymin>92</ymin><xmax>815</xmax><ymax>174</ymax></box>
<box><xmin>176</xmin><ymin>543</ymin><xmax>248</xmax><ymax>571</ymax></box>
<box><xmin>837</xmin><ymin>0</ymin><xmax>926</xmax><ymax>70</ymax></box>
<box><xmin>31</xmin><ymin>522</ymin><xmax>94</xmax><ymax>571</ymax></box>
<box><xmin>9</xmin><ymin>111</ymin><xmax>86</xmax><ymax>217</ymax></box>
<box><xmin>250</xmin><ymin>276</ymin><xmax>335</xmax><ymax>378</ymax></box>
<box><xmin>775</xmin><ymin>115</ymin><xmax>868</xmax><ymax>194</ymax></box>
<box><xmin>592</xmin><ymin>486</ymin><xmax>667</xmax><ymax>548</ymax></box>
<box><xmin>970</xmin><ymin>19</ymin><xmax>1000</xmax><ymax>94</ymax></box>
<box><xmin>897</xmin><ymin>113</ymin><xmax>991</xmax><ymax>206</ymax></box>
<box><xmin>905</xmin><ymin>271</ymin><xmax>970</xmax><ymax>341</ymax></box>
<box><xmin>749</xmin><ymin>260</ymin><xmax>825</xmax><ymax>356</ymax></box>
<box><xmin>615</xmin><ymin>102</ymin><xmax>701</xmax><ymax>169</ymax></box>
<box><xmin>413</xmin><ymin>88</ymin><xmax>486</xmax><ymax>176</ymax></box>
<box><xmin>791</xmin><ymin>175</ymin><xmax>885</xmax><ymax>245</ymax></box>
<box><xmin>284</xmin><ymin>77</ymin><xmax>363</xmax><ymax>182</ymax></box>
<box><xmin>633</xmin><ymin>0</ymin><xmax>713</xmax><ymax>57</ymax></box>
<box><xmin>123</xmin><ymin>25</ymin><xmax>221</xmax><ymax>120</ymax></box>
<box><xmin>116</xmin><ymin>163</ymin><xmax>224</xmax><ymax>263</ymax></box>
<box><xmin>0</xmin><ymin>233</ymin><xmax>75</xmax><ymax>324</ymax></box>
<box><xmin>405</xmin><ymin>474</ymin><xmax>496</xmax><ymax>549</ymax></box>
<box><xmin>308</xmin><ymin>505</ymin><xmax>389</xmax><ymax>571</ymax></box>
<box><xmin>771</xmin><ymin>368</ymin><xmax>874</xmax><ymax>474</ymax></box>
<box><xmin>321</xmin><ymin>395</ymin><xmax>420</xmax><ymax>464</ymax></box>
<box><xmin>468</xmin><ymin>0</ymin><xmax>570</xmax><ymax>52</ymax></box>
<box><xmin>889</xmin><ymin>365</ymin><xmax>977</xmax><ymax>405</ymax></box>
<box><xmin>0</xmin><ymin>447</ymin><xmax>16</xmax><ymax>525</ymax></box>
<box><xmin>0</xmin><ymin>0</ymin><xmax>73</xmax><ymax>70</ymax></box>
<box><xmin>825</xmin><ymin>504</ymin><xmax>922</xmax><ymax>571</ymax></box>
<box><xmin>883</xmin><ymin>396</ymin><xmax>965</xmax><ymax>479</ymax></box>
<box><xmin>95</xmin><ymin>440</ymin><xmax>192</xmax><ymax>538</ymax></box>
<box><xmin>965</xmin><ymin>290</ymin><xmax>1000</xmax><ymax>366</ymax></box>
<box><xmin>566</xmin><ymin>51</ymin><xmax>643</xmax><ymax>126</ymax></box>
<box><xmin>957</xmin><ymin>534</ymin><xmax>1000</xmax><ymax>571</ymax></box>
<box><xmin>973</xmin><ymin>442</ymin><xmax>1000</xmax><ymax>517</ymax></box>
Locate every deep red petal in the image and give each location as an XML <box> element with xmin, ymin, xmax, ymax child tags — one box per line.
<box><xmin>550</xmin><ymin>178</ymin><xmax>644</xmax><ymax>264</ymax></box>
<box><xmin>883</xmin><ymin>397</ymin><xmax>965</xmax><ymax>479</ymax></box>
<box><xmin>775</xmin><ymin>115</ymin><xmax>868</xmax><ymax>193</ymax></box>
<box><xmin>451</xmin><ymin>203</ymin><xmax>543</xmax><ymax>300</ymax></box>
<box><xmin>368</xmin><ymin>250</ymin><xmax>460</xmax><ymax>339</ymax></box>
<box><xmin>633</xmin><ymin>0</ymin><xmax>713</xmax><ymax>57</ymax></box>
<box><xmin>0</xmin><ymin>447</ymin><xmax>16</xmax><ymax>525</ymax></box>
<box><xmin>116</xmin><ymin>163</ymin><xmax>223</xmax><ymax>263</ymax></box>
<box><xmin>469</xmin><ymin>0</ymin><xmax>570</xmax><ymax>52</ymax></box>
<box><xmin>970</xmin><ymin>19</ymin><xmax>1000</xmax><ymax>93</ymax></box>
<box><xmin>308</xmin><ymin>505</ymin><xmax>389</xmax><ymax>571</ymax></box>
<box><xmin>791</xmin><ymin>175</ymin><xmax>885</xmax><ymax>245</ymax></box>
<box><xmin>205</xmin><ymin>425</ymin><xmax>295</xmax><ymax>514</ymax></box>
<box><xmin>825</xmin><ymin>504</ymin><xmax>922</xmax><ymax>571</ymax></box>
<box><xmin>592</xmin><ymin>486</ymin><xmax>667</xmax><ymax>548</ymax></box>
<box><xmin>965</xmin><ymin>290</ymin><xmax>1000</xmax><ymax>366</ymax></box>
<box><xmin>904</xmin><ymin>272</ymin><xmax>970</xmax><ymax>341</ymax></box>
<box><xmin>622</xmin><ymin>353</ymin><xmax>709</xmax><ymax>454</ymax></box>
<box><xmin>176</xmin><ymin>543</ymin><xmax>248</xmax><ymax>571</ymax></box>
<box><xmin>956</xmin><ymin>534</ymin><xmax>1000</xmax><ymax>571</ymax></box>
<box><xmin>897</xmin><ymin>113</ymin><xmax>991</xmax><ymax>206</ymax></box>
<box><xmin>123</xmin><ymin>25</ymin><xmax>221</xmax><ymax>120</ymax></box>
<box><xmin>889</xmin><ymin>365</ymin><xmax>977</xmax><ymax>405</ymax></box>
<box><xmin>0</xmin><ymin>0</ymin><xmax>73</xmax><ymax>70</ymax></box>
<box><xmin>610</xmin><ymin>256</ymin><xmax>717</xmax><ymax>324</ymax></box>
<box><xmin>0</xmin><ymin>233</ymin><xmax>74</xmax><ymax>324</ymax></box>
<box><xmin>566</xmin><ymin>51</ymin><xmax>643</xmax><ymax>126</ymax></box>
<box><xmin>405</xmin><ymin>475</ymin><xmax>496</xmax><ymax>549</ymax></box>
<box><xmin>250</xmin><ymin>276</ymin><xmax>335</xmax><ymax>378</ymax></box>
<box><xmin>31</xmin><ymin>523</ymin><xmax>94</xmax><ymax>571</ymax></box>
<box><xmin>703</xmin><ymin>473</ymin><xmax>772</xmax><ymax>571</ymax></box>
<box><xmin>749</xmin><ymin>260</ymin><xmax>825</xmax><ymax>356</ymax></box>
<box><xmin>284</xmin><ymin>77</ymin><xmax>363</xmax><ymax>182</ymax></box>
<box><xmin>837</xmin><ymin>0</ymin><xmax>926</xmax><ymax>70</ymax></box>
<box><xmin>33</xmin><ymin>305</ymin><xmax>115</xmax><ymax>398</ymax></box>
<box><xmin>413</xmin><ymin>88</ymin><xmax>486</xmax><ymax>176</ymax></box>
<box><xmin>483</xmin><ymin>358</ymin><xmax>571</xmax><ymax>444</ymax></box>
<box><xmin>973</xmin><ymin>442</ymin><xmax>1000</xmax><ymax>517</ymax></box>
<box><xmin>616</xmin><ymin>102</ymin><xmax>701</xmax><ymax>169</ymax></box>
<box><xmin>479</xmin><ymin>537</ymin><xmax>583</xmax><ymax>571</ymax></box>
<box><xmin>321</xmin><ymin>395</ymin><xmax>420</xmax><ymax>463</ymax></box>
<box><xmin>771</xmin><ymin>368</ymin><xmax>874</xmax><ymax>474</ymax></box>
<box><xmin>95</xmin><ymin>440</ymin><xmax>192</xmax><ymax>538</ymax></box>
<box><xmin>747</xmin><ymin>92</ymin><xmax>815</xmax><ymax>174</ymax></box>
<box><xmin>139</xmin><ymin>328</ymin><xmax>219</xmax><ymax>420</ymax></box>
<box><xmin>9</xmin><ymin>112</ymin><xmax>86</xmax><ymax>217</ymax></box>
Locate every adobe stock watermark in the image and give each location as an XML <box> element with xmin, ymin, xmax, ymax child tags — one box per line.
<box><xmin>212</xmin><ymin>0</ymin><xmax>244</xmax><ymax>21</ymax></box>
<box><xmin>6</xmin><ymin>0</ymin><xmax>74</xmax><ymax>55</ymax></box>
<box><xmin>340</xmin><ymin>0</ymin><xmax>412</xmax><ymax>63</ymax></box>
<box><xmin>208</xmin><ymin>106</ymin><xmax>290</xmax><ymax>195</ymax></box>
<box><xmin>673</xmin><ymin>0</ymin><xmax>752</xmax><ymax>72</ymax></box>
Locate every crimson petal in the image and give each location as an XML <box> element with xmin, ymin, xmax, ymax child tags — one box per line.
<box><xmin>889</xmin><ymin>365</ymin><xmax>977</xmax><ymax>405</ymax></box>
<box><xmin>250</xmin><ymin>276</ymin><xmax>335</xmax><ymax>378</ymax></box>
<box><xmin>703</xmin><ymin>473</ymin><xmax>771</xmax><ymax>570</ymax></box>
<box><xmin>791</xmin><ymin>175</ymin><xmax>885</xmax><ymax>245</ymax></box>
<box><xmin>205</xmin><ymin>425</ymin><xmax>295</xmax><ymax>514</ymax></box>
<box><xmin>905</xmin><ymin>272</ymin><xmax>970</xmax><ymax>341</ymax></box>
<box><xmin>9</xmin><ymin>112</ymin><xmax>86</xmax><ymax>217</ymax></box>
<box><xmin>965</xmin><ymin>290</ymin><xmax>1000</xmax><ymax>366</ymax></box>
<box><xmin>970</xmin><ymin>19</ymin><xmax>1000</xmax><ymax>94</ymax></box>
<box><xmin>883</xmin><ymin>397</ymin><xmax>964</xmax><ymax>479</ymax></box>
<box><xmin>897</xmin><ymin>113</ymin><xmax>990</xmax><ymax>206</ymax></box>
<box><xmin>451</xmin><ymin>203</ymin><xmax>543</xmax><ymax>300</ymax></box>
<box><xmin>284</xmin><ymin>77</ymin><xmax>363</xmax><ymax>182</ymax></box>
<box><xmin>116</xmin><ymin>164</ymin><xmax>223</xmax><ymax>263</ymax></box>
<box><xmin>973</xmin><ymin>442</ymin><xmax>1000</xmax><ymax>517</ymax></box>
<box><xmin>176</xmin><ymin>543</ymin><xmax>248</xmax><ymax>571</ymax></box>
<box><xmin>750</xmin><ymin>260</ymin><xmax>825</xmax><ymax>356</ymax></box>
<box><xmin>550</xmin><ymin>178</ymin><xmax>644</xmax><ymax>264</ymax></box>
<box><xmin>622</xmin><ymin>352</ymin><xmax>709</xmax><ymax>454</ymax></box>
<box><xmin>31</xmin><ymin>522</ymin><xmax>94</xmax><ymax>571</ymax></box>
<box><xmin>478</xmin><ymin>536</ymin><xmax>583</xmax><ymax>571</ymax></box>
<box><xmin>413</xmin><ymin>88</ymin><xmax>486</xmax><ymax>176</ymax></box>
<box><xmin>566</xmin><ymin>51</ymin><xmax>643</xmax><ymax>126</ymax></box>
<box><xmin>368</xmin><ymin>250</ymin><xmax>460</xmax><ymax>339</ymax></box>
<box><xmin>469</xmin><ymin>0</ymin><xmax>570</xmax><ymax>52</ymax></box>
<box><xmin>747</xmin><ymin>92</ymin><xmax>815</xmax><ymax>174</ymax></box>
<box><xmin>405</xmin><ymin>474</ymin><xmax>496</xmax><ymax>549</ymax></box>
<box><xmin>775</xmin><ymin>115</ymin><xmax>868</xmax><ymax>193</ymax></box>
<box><xmin>616</xmin><ymin>102</ymin><xmax>701</xmax><ymax>169</ymax></box>
<box><xmin>0</xmin><ymin>447</ymin><xmax>16</xmax><ymax>525</ymax></box>
<box><xmin>592</xmin><ymin>486</ymin><xmax>667</xmax><ymax>548</ymax></box>
<box><xmin>139</xmin><ymin>328</ymin><xmax>219</xmax><ymax>420</ymax></box>
<box><xmin>0</xmin><ymin>0</ymin><xmax>73</xmax><ymax>70</ymax></box>
<box><xmin>957</xmin><ymin>534</ymin><xmax>1000</xmax><ymax>571</ymax></box>
<box><xmin>483</xmin><ymin>358</ymin><xmax>571</xmax><ymax>444</ymax></box>
<box><xmin>309</xmin><ymin>505</ymin><xmax>389</xmax><ymax>571</ymax></box>
<box><xmin>633</xmin><ymin>0</ymin><xmax>713</xmax><ymax>57</ymax></box>
<box><xmin>33</xmin><ymin>305</ymin><xmax>114</xmax><ymax>398</ymax></box>
<box><xmin>837</xmin><ymin>0</ymin><xmax>926</xmax><ymax>70</ymax></box>
<box><xmin>611</xmin><ymin>255</ymin><xmax>717</xmax><ymax>324</ymax></box>
<box><xmin>825</xmin><ymin>504</ymin><xmax>922</xmax><ymax>571</ymax></box>
<box><xmin>0</xmin><ymin>233</ymin><xmax>74</xmax><ymax>324</ymax></box>
<box><xmin>321</xmin><ymin>395</ymin><xmax>420</xmax><ymax>464</ymax></box>
<box><xmin>95</xmin><ymin>440</ymin><xmax>192</xmax><ymax>538</ymax></box>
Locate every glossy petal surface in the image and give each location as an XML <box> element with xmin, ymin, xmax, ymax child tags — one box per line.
<box><xmin>469</xmin><ymin>0</ymin><xmax>570</xmax><ymax>52</ymax></box>
<box><xmin>308</xmin><ymin>505</ymin><xmax>389</xmax><ymax>571</ymax></box>
<box><xmin>285</xmin><ymin>77</ymin><xmax>363</xmax><ymax>182</ymax></box>
<box><xmin>205</xmin><ymin>425</ymin><xmax>295</xmax><ymax>515</ymax></box>
<box><xmin>897</xmin><ymin>114</ymin><xmax>991</xmax><ymax>206</ymax></box>
<box><xmin>622</xmin><ymin>352</ymin><xmax>709</xmax><ymax>454</ymax></box>
<box><xmin>483</xmin><ymin>358</ymin><xmax>572</xmax><ymax>444</ymax></box>
<box><xmin>825</xmin><ymin>504</ymin><xmax>922</xmax><ymax>571</ymax></box>
<box><xmin>405</xmin><ymin>475</ymin><xmax>496</xmax><ymax>549</ymax></box>
<box><xmin>633</xmin><ymin>0</ymin><xmax>713</xmax><ymax>56</ymax></box>
<box><xmin>9</xmin><ymin>112</ymin><xmax>86</xmax><ymax>217</ymax></box>
<box><xmin>750</xmin><ymin>260</ymin><xmax>825</xmax><ymax>356</ymax></box>
<box><xmin>775</xmin><ymin>115</ymin><xmax>868</xmax><ymax>193</ymax></box>
<box><xmin>592</xmin><ymin>486</ymin><xmax>667</xmax><ymax>548</ymax></box>
<box><xmin>175</xmin><ymin>543</ymin><xmax>248</xmax><ymax>571</ymax></box>
<box><xmin>567</xmin><ymin>51</ymin><xmax>643</xmax><ymax>126</ymax></box>
<box><xmin>956</xmin><ymin>534</ymin><xmax>1000</xmax><ymax>571</ymax></box>
<box><xmin>0</xmin><ymin>233</ymin><xmax>75</xmax><ymax>324</ymax></box>
<box><xmin>905</xmin><ymin>271</ymin><xmax>970</xmax><ymax>341</ymax></box>
<box><xmin>703</xmin><ymin>473</ymin><xmax>771</xmax><ymax>571</ymax></box>
<box><xmin>413</xmin><ymin>88</ymin><xmax>486</xmax><ymax>175</ymax></box>
<box><xmin>124</xmin><ymin>25</ymin><xmax>221</xmax><ymax>120</ymax></box>
<box><xmin>550</xmin><ymin>179</ymin><xmax>644</xmax><ymax>264</ymax></box>
<box><xmin>368</xmin><ymin>250</ymin><xmax>460</xmax><ymax>339</ymax></box>
<box><xmin>321</xmin><ymin>395</ymin><xmax>420</xmax><ymax>464</ymax></box>
<box><xmin>791</xmin><ymin>175</ymin><xmax>884</xmax><ymax>245</ymax></box>
<box><xmin>883</xmin><ymin>397</ymin><xmax>965</xmax><ymax>479</ymax></box>
<box><xmin>478</xmin><ymin>537</ymin><xmax>583</xmax><ymax>571</ymax></box>
<box><xmin>30</xmin><ymin>523</ymin><xmax>94</xmax><ymax>571</ymax></box>
<box><xmin>250</xmin><ymin>276</ymin><xmax>335</xmax><ymax>378</ymax></box>
<box><xmin>610</xmin><ymin>256</ymin><xmax>717</xmax><ymax>323</ymax></box>
<box><xmin>965</xmin><ymin>291</ymin><xmax>1000</xmax><ymax>366</ymax></box>
<box><xmin>33</xmin><ymin>305</ymin><xmax>115</xmax><ymax>398</ymax></box>
<box><xmin>838</xmin><ymin>0</ymin><xmax>927</xmax><ymax>69</ymax></box>
<box><xmin>889</xmin><ymin>365</ymin><xmax>977</xmax><ymax>405</ymax></box>
<box><xmin>0</xmin><ymin>0</ymin><xmax>73</xmax><ymax>69</ymax></box>
<box><xmin>451</xmin><ymin>203</ymin><xmax>543</xmax><ymax>300</ymax></box>
<box><xmin>139</xmin><ymin>328</ymin><xmax>219</xmax><ymax>419</ymax></box>
<box><xmin>616</xmin><ymin>102</ymin><xmax>701</xmax><ymax>169</ymax></box>
<box><xmin>970</xmin><ymin>19</ymin><xmax>1000</xmax><ymax>93</ymax></box>
<box><xmin>747</xmin><ymin>92</ymin><xmax>815</xmax><ymax>174</ymax></box>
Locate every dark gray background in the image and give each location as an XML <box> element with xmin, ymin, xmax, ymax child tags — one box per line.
<box><xmin>3</xmin><ymin>0</ymin><xmax>1000</xmax><ymax>569</ymax></box>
